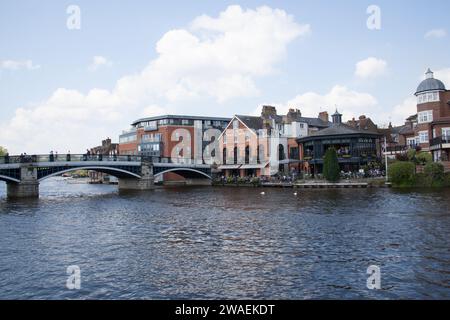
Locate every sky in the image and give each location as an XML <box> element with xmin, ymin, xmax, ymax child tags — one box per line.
<box><xmin>1</xmin><ymin>0</ymin><xmax>450</xmax><ymax>154</ymax></box>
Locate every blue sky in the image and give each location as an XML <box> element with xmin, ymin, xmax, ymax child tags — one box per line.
<box><xmin>1</xmin><ymin>0</ymin><xmax>450</xmax><ymax>153</ymax></box>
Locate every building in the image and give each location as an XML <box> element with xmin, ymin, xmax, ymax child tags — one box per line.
<box><xmin>412</xmin><ymin>69</ymin><xmax>450</xmax><ymax>161</ymax></box>
<box><xmin>217</xmin><ymin>105</ymin><xmax>330</xmax><ymax>177</ymax></box>
<box><xmin>88</xmin><ymin>138</ymin><xmax>120</xmax><ymax>183</ymax></box>
<box><xmin>297</xmin><ymin>110</ymin><xmax>382</xmax><ymax>174</ymax></box>
<box><xmin>119</xmin><ymin>114</ymin><xmax>230</xmax><ymax>182</ymax></box>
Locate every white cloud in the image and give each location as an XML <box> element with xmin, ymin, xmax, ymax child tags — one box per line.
<box><xmin>1</xmin><ymin>59</ymin><xmax>40</xmax><ymax>70</ymax></box>
<box><xmin>424</xmin><ymin>29</ymin><xmax>447</xmax><ymax>39</ymax></box>
<box><xmin>434</xmin><ymin>68</ymin><xmax>450</xmax><ymax>87</ymax></box>
<box><xmin>275</xmin><ymin>85</ymin><xmax>378</xmax><ymax>120</ymax></box>
<box><xmin>384</xmin><ymin>96</ymin><xmax>417</xmax><ymax>127</ymax></box>
<box><xmin>88</xmin><ymin>55</ymin><xmax>112</xmax><ymax>71</ymax></box>
<box><xmin>1</xmin><ymin>5</ymin><xmax>309</xmax><ymax>154</ymax></box>
<box><xmin>355</xmin><ymin>57</ymin><xmax>387</xmax><ymax>79</ymax></box>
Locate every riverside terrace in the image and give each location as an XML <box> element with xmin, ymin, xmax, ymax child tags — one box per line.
<box><xmin>0</xmin><ymin>154</ymin><xmax>212</xmax><ymax>198</ymax></box>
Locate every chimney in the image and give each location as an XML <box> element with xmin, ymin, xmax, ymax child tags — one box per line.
<box><xmin>261</xmin><ymin>105</ymin><xmax>277</xmax><ymax>118</ymax></box>
<box><xmin>359</xmin><ymin>115</ymin><xmax>366</xmax><ymax>120</ymax></box>
<box><xmin>318</xmin><ymin>111</ymin><xmax>329</xmax><ymax>123</ymax></box>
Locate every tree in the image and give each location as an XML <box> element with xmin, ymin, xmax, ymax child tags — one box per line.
<box><xmin>388</xmin><ymin>161</ymin><xmax>416</xmax><ymax>186</ymax></box>
<box><xmin>423</xmin><ymin>162</ymin><xmax>445</xmax><ymax>184</ymax></box>
<box><xmin>323</xmin><ymin>147</ymin><xmax>340</xmax><ymax>182</ymax></box>
<box><xmin>0</xmin><ymin>146</ymin><xmax>8</xmax><ymax>157</ymax></box>
<box><xmin>416</xmin><ymin>152</ymin><xmax>432</xmax><ymax>165</ymax></box>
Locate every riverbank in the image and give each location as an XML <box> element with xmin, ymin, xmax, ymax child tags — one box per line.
<box><xmin>212</xmin><ymin>178</ymin><xmax>390</xmax><ymax>188</ymax></box>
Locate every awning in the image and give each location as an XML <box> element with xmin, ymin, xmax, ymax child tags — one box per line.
<box><xmin>240</xmin><ymin>162</ymin><xmax>269</xmax><ymax>169</ymax></box>
<box><xmin>218</xmin><ymin>165</ymin><xmax>241</xmax><ymax>170</ymax></box>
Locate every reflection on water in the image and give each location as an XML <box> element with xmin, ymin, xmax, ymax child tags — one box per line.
<box><xmin>0</xmin><ymin>178</ymin><xmax>449</xmax><ymax>299</ymax></box>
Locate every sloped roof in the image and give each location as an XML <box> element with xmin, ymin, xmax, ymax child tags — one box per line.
<box><xmin>235</xmin><ymin>115</ymin><xmax>265</xmax><ymax>130</ymax></box>
<box><xmin>235</xmin><ymin>114</ymin><xmax>330</xmax><ymax>130</ymax></box>
<box><xmin>308</xmin><ymin>123</ymin><xmax>364</xmax><ymax>136</ymax></box>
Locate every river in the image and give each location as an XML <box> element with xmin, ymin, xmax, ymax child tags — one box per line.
<box><xmin>0</xmin><ymin>178</ymin><xmax>449</xmax><ymax>299</ymax></box>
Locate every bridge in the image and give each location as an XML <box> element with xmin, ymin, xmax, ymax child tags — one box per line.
<box><xmin>0</xmin><ymin>154</ymin><xmax>212</xmax><ymax>198</ymax></box>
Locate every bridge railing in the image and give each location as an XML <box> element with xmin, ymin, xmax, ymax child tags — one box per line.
<box><xmin>0</xmin><ymin>154</ymin><xmax>209</xmax><ymax>165</ymax></box>
<box><xmin>0</xmin><ymin>154</ymin><xmax>143</xmax><ymax>164</ymax></box>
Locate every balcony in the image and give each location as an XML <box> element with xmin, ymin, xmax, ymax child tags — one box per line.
<box><xmin>430</xmin><ymin>136</ymin><xmax>450</xmax><ymax>150</ymax></box>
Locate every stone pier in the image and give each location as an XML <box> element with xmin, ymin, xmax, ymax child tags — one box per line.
<box><xmin>7</xmin><ymin>166</ymin><xmax>39</xmax><ymax>198</ymax></box>
<box><xmin>118</xmin><ymin>158</ymin><xmax>154</xmax><ymax>190</ymax></box>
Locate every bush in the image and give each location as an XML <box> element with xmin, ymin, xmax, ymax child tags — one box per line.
<box><xmin>416</xmin><ymin>152</ymin><xmax>432</xmax><ymax>165</ymax></box>
<box><xmin>388</xmin><ymin>161</ymin><xmax>416</xmax><ymax>186</ymax></box>
<box><xmin>395</xmin><ymin>153</ymin><xmax>409</xmax><ymax>161</ymax></box>
<box><xmin>407</xmin><ymin>149</ymin><xmax>416</xmax><ymax>162</ymax></box>
<box><xmin>250</xmin><ymin>177</ymin><xmax>261</xmax><ymax>186</ymax></box>
<box><xmin>323</xmin><ymin>148</ymin><xmax>340</xmax><ymax>182</ymax></box>
<box><xmin>423</xmin><ymin>162</ymin><xmax>445</xmax><ymax>186</ymax></box>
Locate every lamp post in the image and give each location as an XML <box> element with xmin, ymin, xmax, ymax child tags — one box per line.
<box><xmin>384</xmin><ymin>136</ymin><xmax>388</xmax><ymax>182</ymax></box>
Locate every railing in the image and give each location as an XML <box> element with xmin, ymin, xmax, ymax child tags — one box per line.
<box><xmin>0</xmin><ymin>154</ymin><xmax>208</xmax><ymax>165</ymax></box>
<box><xmin>430</xmin><ymin>136</ymin><xmax>450</xmax><ymax>147</ymax></box>
<box><xmin>385</xmin><ymin>146</ymin><xmax>409</xmax><ymax>153</ymax></box>
<box><xmin>0</xmin><ymin>154</ymin><xmax>143</xmax><ymax>164</ymax></box>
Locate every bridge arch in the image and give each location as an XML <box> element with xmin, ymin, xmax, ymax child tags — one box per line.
<box><xmin>37</xmin><ymin>166</ymin><xmax>142</xmax><ymax>182</ymax></box>
<box><xmin>0</xmin><ymin>175</ymin><xmax>21</xmax><ymax>183</ymax></box>
<box><xmin>154</xmin><ymin>168</ymin><xmax>212</xmax><ymax>180</ymax></box>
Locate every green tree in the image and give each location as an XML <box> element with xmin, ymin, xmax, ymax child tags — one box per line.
<box><xmin>416</xmin><ymin>152</ymin><xmax>432</xmax><ymax>165</ymax></box>
<box><xmin>0</xmin><ymin>146</ymin><xmax>8</xmax><ymax>157</ymax></box>
<box><xmin>388</xmin><ymin>161</ymin><xmax>416</xmax><ymax>186</ymax></box>
<box><xmin>406</xmin><ymin>148</ymin><xmax>416</xmax><ymax>162</ymax></box>
<box><xmin>323</xmin><ymin>147</ymin><xmax>340</xmax><ymax>182</ymax></box>
<box><xmin>423</xmin><ymin>162</ymin><xmax>445</xmax><ymax>185</ymax></box>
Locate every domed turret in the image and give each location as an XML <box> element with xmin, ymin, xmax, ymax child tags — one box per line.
<box><xmin>415</xmin><ymin>68</ymin><xmax>446</xmax><ymax>95</ymax></box>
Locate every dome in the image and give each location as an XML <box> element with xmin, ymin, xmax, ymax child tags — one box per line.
<box><xmin>415</xmin><ymin>68</ymin><xmax>446</xmax><ymax>95</ymax></box>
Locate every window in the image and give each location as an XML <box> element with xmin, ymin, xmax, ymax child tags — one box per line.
<box><xmin>418</xmin><ymin>110</ymin><xmax>433</xmax><ymax>124</ymax></box>
<box><xmin>407</xmin><ymin>137</ymin><xmax>416</xmax><ymax>147</ymax></box>
<box><xmin>181</xmin><ymin>119</ymin><xmax>189</xmax><ymax>125</ymax></box>
<box><xmin>442</xmin><ymin>128</ymin><xmax>450</xmax><ymax>138</ymax></box>
<box><xmin>119</xmin><ymin>134</ymin><xmax>137</xmax><ymax>143</ymax></box>
<box><xmin>417</xmin><ymin>92</ymin><xmax>439</xmax><ymax>104</ymax></box>
<box><xmin>300</xmin><ymin>123</ymin><xmax>304</xmax><ymax>129</ymax></box>
<box><xmin>233</xmin><ymin>120</ymin><xmax>239</xmax><ymax>129</ymax></box>
<box><xmin>419</xmin><ymin>131</ymin><xmax>429</xmax><ymax>144</ymax></box>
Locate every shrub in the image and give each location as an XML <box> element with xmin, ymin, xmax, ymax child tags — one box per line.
<box><xmin>416</xmin><ymin>152</ymin><xmax>432</xmax><ymax>165</ymax></box>
<box><xmin>406</xmin><ymin>149</ymin><xmax>416</xmax><ymax>162</ymax></box>
<box><xmin>423</xmin><ymin>162</ymin><xmax>445</xmax><ymax>186</ymax></box>
<box><xmin>395</xmin><ymin>153</ymin><xmax>409</xmax><ymax>161</ymax></box>
<box><xmin>388</xmin><ymin>161</ymin><xmax>416</xmax><ymax>186</ymax></box>
<box><xmin>323</xmin><ymin>148</ymin><xmax>340</xmax><ymax>182</ymax></box>
<box><xmin>250</xmin><ymin>177</ymin><xmax>261</xmax><ymax>186</ymax></box>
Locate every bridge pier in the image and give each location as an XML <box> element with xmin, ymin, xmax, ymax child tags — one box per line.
<box><xmin>118</xmin><ymin>158</ymin><xmax>154</xmax><ymax>191</ymax></box>
<box><xmin>7</xmin><ymin>166</ymin><xmax>39</xmax><ymax>198</ymax></box>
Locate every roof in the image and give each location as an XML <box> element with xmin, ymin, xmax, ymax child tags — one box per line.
<box><xmin>415</xmin><ymin>69</ymin><xmax>446</xmax><ymax>95</ymax></box>
<box><xmin>297</xmin><ymin>123</ymin><xmax>381</xmax><ymax>142</ymax></box>
<box><xmin>346</xmin><ymin>117</ymin><xmax>378</xmax><ymax>133</ymax></box>
<box><xmin>131</xmin><ymin>114</ymin><xmax>231</xmax><ymax>126</ymax></box>
<box><xmin>235</xmin><ymin>114</ymin><xmax>330</xmax><ymax>130</ymax></box>
<box><xmin>235</xmin><ymin>115</ymin><xmax>264</xmax><ymax>130</ymax></box>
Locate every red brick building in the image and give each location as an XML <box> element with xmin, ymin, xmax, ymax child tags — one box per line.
<box><xmin>217</xmin><ymin>106</ymin><xmax>330</xmax><ymax>177</ymax></box>
<box><xmin>119</xmin><ymin>115</ymin><xmax>230</xmax><ymax>182</ymax></box>
<box><xmin>414</xmin><ymin>69</ymin><xmax>450</xmax><ymax>161</ymax></box>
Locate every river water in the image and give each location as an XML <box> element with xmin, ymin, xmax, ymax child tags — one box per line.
<box><xmin>0</xmin><ymin>178</ymin><xmax>449</xmax><ymax>299</ymax></box>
